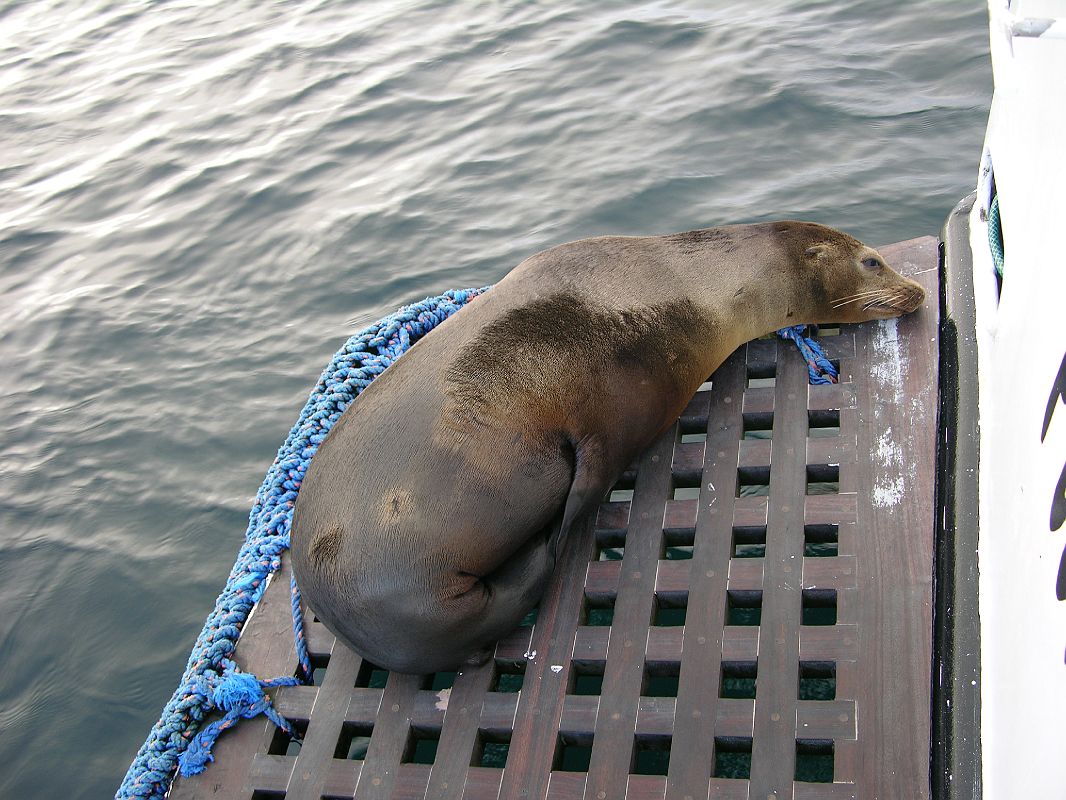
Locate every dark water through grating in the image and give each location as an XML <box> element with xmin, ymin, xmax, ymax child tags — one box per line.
<box><xmin>0</xmin><ymin>2</ymin><xmax>988</xmax><ymax>796</ymax></box>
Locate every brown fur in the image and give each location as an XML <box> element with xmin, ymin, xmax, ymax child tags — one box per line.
<box><xmin>444</xmin><ymin>293</ymin><xmax>715</xmax><ymax>426</ymax></box>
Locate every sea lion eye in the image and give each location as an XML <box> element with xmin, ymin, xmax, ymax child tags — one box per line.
<box><xmin>861</xmin><ymin>257</ymin><xmax>882</xmax><ymax>270</ymax></box>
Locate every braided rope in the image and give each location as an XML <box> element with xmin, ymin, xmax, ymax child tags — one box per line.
<box><xmin>988</xmin><ymin>193</ymin><xmax>1005</xmax><ymax>279</ymax></box>
<box><xmin>777</xmin><ymin>325</ymin><xmax>839</xmax><ymax>385</ymax></box>
<box><xmin>116</xmin><ymin>287</ymin><xmax>488</xmax><ymax>800</ymax></box>
<box><xmin>117</xmin><ymin>284</ymin><xmax>832</xmax><ymax>798</ymax></box>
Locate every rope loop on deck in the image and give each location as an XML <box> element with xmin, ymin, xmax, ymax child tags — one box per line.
<box><xmin>118</xmin><ymin>283</ymin><xmax>834</xmax><ymax>799</ymax></box>
<box><xmin>776</xmin><ymin>325</ymin><xmax>839</xmax><ymax>384</ymax></box>
<box><xmin>116</xmin><ymin>287</ymin><xmax>489</xmax><ymax>800</ymax></box>
<box><xmin>177</xmin><ymin>659</ymin><xmax>300</xmax><ymax>777</ymax></box>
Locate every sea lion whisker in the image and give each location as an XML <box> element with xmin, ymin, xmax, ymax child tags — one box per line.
<box><xmin>834</xmin><ymin>288</ymin><xmax>888</xmax><ymax>300</ymax></box>
<box><xmin>861</xmin><ymin>291</ymin><xmax>895</xmax><ymax>311</ymax></box>
<box><xmin>832</xmin><ymin>290</ymin><xmax>890</xmax><ymax>309</ymax></box>
<box><xmin>832</xmin><ymin>297</ymin><xmax>872</xmax><ymax>309</ymax></box>
<box><xmin>862</xmin><ymin>289</ymin><xmax>904</xmax><ymax>311</ymax></box>
<box><xmin>831</xmin><ymin>289</ymin><xmax>893</xmax><ymax>305</ymax></box>
<box><xmin>864</xmin><ymin>291</ymin><xmax>895</xmax><ymax>309</ymax></box>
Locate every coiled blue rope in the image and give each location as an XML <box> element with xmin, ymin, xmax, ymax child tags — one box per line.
<box><xmin>117</xmin><ymin>284</ymin><xmax>832</xmax><ymax>799</ymax></box>
<box><xmin>116</xmin><ymin>287</ymin><xmax>488</xmax><ymax>800</ymax></box>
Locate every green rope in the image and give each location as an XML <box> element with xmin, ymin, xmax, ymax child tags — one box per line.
<box><xmin>988</xmin><ymin>193</ymin><xmax>1004</xmax><ymax>279</ymax></box>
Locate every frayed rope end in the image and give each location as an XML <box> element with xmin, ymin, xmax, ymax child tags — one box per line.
<box><xmin>212</xmin><ymin>670</ymin><xmax>263</xmax><ymax>712</ymax></box>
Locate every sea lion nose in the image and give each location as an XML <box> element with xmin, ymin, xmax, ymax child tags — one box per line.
<box><xmin>905</xmin><ymin>281</ymin><xmax>926</xmax><ymax>312</ymax></box>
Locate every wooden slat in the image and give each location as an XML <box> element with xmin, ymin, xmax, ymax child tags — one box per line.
<box><xmin>837</xmin><ymin>236</ymin><xmax>939</xmax><ymax>797</ymax></box>
<box><xmin>496</xmin><ymin>514</ymin><xmax>598</xmax><ymax>800</ymax></box>
<box><xmin>665</xmin><ymin>350</ymin><xmax>746</xmax><ymax>800</ymax></box>
<box><xmin>352</xmin><ymin>672</ymin><xmax>421</xmax><ymax>798</ymax></box>
<box><xmin>423</xmin><ymin>661</ymin><xmax>495</xmax><ymax>797</ymax></box>
<box><xmin>286</xmin><ymin>644</ymin><xmax>364</xmax><ymax>799</ymax></box>
<box><xmin>748</xmin><ymin>337</ymin><xmax>810</xmax><ymax>798</ymax></box>
<box><xmin>583</xmin><ymin>431</ymin><xmax>676</xmax><ymax>799</ymax></box>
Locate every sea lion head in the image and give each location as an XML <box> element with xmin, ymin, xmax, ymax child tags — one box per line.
<box><xmin>773</xmin><ymin>222</ymin><xmax>926</xmax><ymax>325</ymax></box>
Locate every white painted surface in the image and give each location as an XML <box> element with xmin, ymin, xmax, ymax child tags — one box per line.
<box><xmin>974</xmin><ymin>1</ymin><xmax>1066</xmax><ymax>794</ymax></box>
<box><xmin>868</xmin><ymin>317</ymin><xmax>909</xmax><ymax>509</ymax></box>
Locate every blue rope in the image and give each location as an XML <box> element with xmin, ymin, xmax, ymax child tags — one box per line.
<box><xmin>117</xmin><ymin>283</ymin><xmax>834</xmax><ymax>799</ymax></box>
<box><xmin>116</xmin><ymin>287</ymin><xmax>489</xmax><ymax>800</ymax></box>
<box><xmin>777</xmin><ymin>325</ymin><xmax>839</xmax><ymax>384</ymax></box>
<box><xmin>291</xmin><ymin>574</ymin><xmax>311</xmax><ymax>683</ymax></box>
<box><xmin>176</xmin><ymin>659</ymin><xmax>300</xmax><ymax>777</ymax></box>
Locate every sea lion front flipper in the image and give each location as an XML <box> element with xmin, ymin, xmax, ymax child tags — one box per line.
<box><xmin>552</xmin><ymin>436</ymin><xmax>615</xmax><ymax>559</ymax></box>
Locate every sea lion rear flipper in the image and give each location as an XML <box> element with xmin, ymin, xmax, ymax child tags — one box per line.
<box><xmin>552</xmin><ymin>437</ymin><xmax>615</xmax><ymax>558</ymax></box>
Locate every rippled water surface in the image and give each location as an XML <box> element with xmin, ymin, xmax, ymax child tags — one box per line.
<box><xmin>0</xmin><ymin>1</ymin><xmax>989</xmax><ymax>796</ymax></box>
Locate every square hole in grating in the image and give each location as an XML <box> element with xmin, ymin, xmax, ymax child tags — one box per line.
<box><xmin>737</xmin><ymin>465</ymin><xmax>770</xmax><ymax>497</ymax></box>
<box><xmin>799</xmin><ymin>661</ymin><xmax>836</xmax><ymax>700</ymax></box>
<box><xmin>747</xmin><ymin>375</ymin><xmax>776</xmax><ymax>389</ymax></box>
<box><xmin>402</xmin><ymin>727</ymin><xmax>441</xmax><ymax>765</ymax></box>
<box><xmin>355</xmin><ymin>661</ymin><xmax>389</xmax><ymax>689</ymax></box>
<box><xmin>492</xmin><ymin>659</ymin><xmax>527</xmax><ymax>693</ymax></box>
<box><xmin>796</xmin><ymin>739</ymin><xmax>835</xmax><ymax>783</ymax></box>
<box><xmin>732</xmin><ymin>526</ymin><xmax>767</xmax><ymax>559</ymax></box>
<box><xmin>680</xmin><ymin>431</ymin><xmax>707</xmax><ymax>444</ymax></box>
<box><xmin>642</xmin><ymin>662</ymin><xmax>680</xmax><ymax>698</ymax></box>
<box><xmin>726</xmin><ymin>590</ymin><xmax>762</xmax><ymax>626</ymax></box>
<box><xmin>267</xmin><ymin>719</ymin><xmax>307</xmax><ymax>757</ymax></box>
<box><xmin>743</xmin><ymin>411</ymin><xmax>774</xmax><ymax>441</ymax></box>
<box><xmin>584</xmin><ymin>594</ymin><xmax>616</xmax><ymax>626</ymax></box>
<box><xmin>555</xmin><ymin>733</ymin><xmax>594</xmax><ymax>772</ymax></box>
<box><xmin>653</xmin><ymin>594</ymin><xmax>687</xmax><ymax>627</ymax></box>
<box><xmin>713</xmin><ymin>736</ymin><xmax>753</xmax><ymax>779</ymax></box>
<box><xmin>802</xmin><ymin>589</ymin><xmax>837</xmax><ymax>626</ymax></box>
<box><xmin>804</xmin><ymin>524</ymin><xmax>839</xmax><ymax>557</ymax></box>
<box><xmin>664</xmin><ymin>544</ymin><xmax>693</xmax><ymax>560</ymax></box>
<box><xmin>474</xmin><ymin>732</ymin><xmax>511</xmax><ymax>768</ymax></box>
<box><xmin>806</xmin><ymin>464</ymin><xmax>840</xmax><ymax>495</ymax></box>
<box><xmin>425</xmin><ymin>671</ymin><xmax>456</xmax><ymax>690</ymax></box>
<box><xmin>813</xmin><ymin>324</ymin><xmax>841</xmax><ymax>337</ymax></box>
<box><xmin>597</xmin><ymin>494</ymin><xmax>632</xmax><ymax>533</ymax></box>
<box><xmin>334</xmin><ymin>722</ymin><xmax>374</xmax><ymax>760</ymax></box>
<box><xmin>595</xmin><ymin>530</ymin><xmax>626</xmax><ymax>562</ymax></box>
<box><xmin>720</xmin><ymin>660</ymin><xmax>757</xmax><ymax>699</ymax></box>
<box><xmin>747</xmin><ymin>360</ymin><xmax>776</xmax><ymax>379</ymax></box>
<box><xmin>307</xmin><ymin>653</ymin><xmax>329</xmax><ymax>685</ymax></box>
<box><xmin>672</xmin><ymin>469</ymin><xmax>702</xmax><ymax>499</ymax></box>
<box><xmin>609</xmin><ymin>488</ymin><xmax>634</xmax><ymax>502</ymax></box>
<box><xmin>571</xmin><ymin>663</ymin><xmax>604</xmax><ymax>696</ymax></box>
<box><xmin>519</xmin><ymin>605</ymin><xmax>539</xmax><ymax>627</ymax></box>
<box><xmin>663</xmin><ymin>529</ymin><xmax>694</xmax><ymax>561</ymax></box>
<box><xmin>808</xmin><ymin>408</ymin><xmax>841</xmax><ymax>439</ymax></box>
<box><xmin>632</xmin><ymin>735</ymin><xmax>672</xmax><ymax>775</ymax></box>
<box><xmin>672</xmin><ymin>486</ymin><xmax>702</xmax><ymax>501</ymax></box>
<box><xmin>251</xmin><ymin>792</ymin><xmax>285</xmax><ymax>800</ymax></box>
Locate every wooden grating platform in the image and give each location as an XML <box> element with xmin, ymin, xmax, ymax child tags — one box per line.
<box><xmin>171</xmin><ymin>236</ymin><xmax>939</xmax><ymax>800</ymax></box>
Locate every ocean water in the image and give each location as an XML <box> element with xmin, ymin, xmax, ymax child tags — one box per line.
<box><xmin>0</xmin><ymin>1</ymin><xmax>990</xmax><ymax>796</ymax></box>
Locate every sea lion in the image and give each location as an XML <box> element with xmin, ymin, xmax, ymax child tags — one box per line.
<box><xmin>290</xmin><ymin>221</ymin><xmax>925</xmax><ymax>673</ymax></box>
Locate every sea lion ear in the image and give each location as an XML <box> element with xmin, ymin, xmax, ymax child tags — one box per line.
<box><xmin>804</xmin><ymin>244</ymin><xmax>829</xmax><ymax>260</ymax></box>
